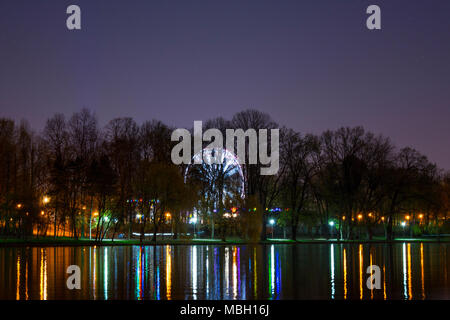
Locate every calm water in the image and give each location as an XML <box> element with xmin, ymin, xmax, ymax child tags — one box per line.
<box><xmin>0</xmin><ymin>243</ymin><xmax>449</xmax><ymax>300</ymax></box>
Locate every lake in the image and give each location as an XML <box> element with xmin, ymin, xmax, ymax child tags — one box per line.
<box><xmin>0</xmin><ymin>243</ymin><xmax>449</xmax><ymax>300</ymax></box>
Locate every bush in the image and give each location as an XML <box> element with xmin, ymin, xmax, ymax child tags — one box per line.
<box><xmin>239</xmin><ymin>195</ymin><xmax>263</xmax><ymax>242</ymax></box>
<box><xmin>424</xmin><ymin>223</ymin><xmax>440</xmax><ymax>235</ymax></box>
<box><xmin>411</xmin><ymin>224</ymin><xmax>422</xmax><ymax>237</ymax></box>
<box><xmin>437</xmin><ymin>220</ymin><xmax>450</xmax><ymax>234</ymax></box>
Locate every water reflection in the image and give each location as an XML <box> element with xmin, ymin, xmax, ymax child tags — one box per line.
<box><xmin>330</xmin><ymin>244</ymin><xmax>335</xmax><ymax>299</ymax></box>
<box><xmin>91</xmin><ymin>246</ymin><xmax>96</xmax><ymax>299</ymax></box>
<box><xmin>16</xmin><ymin>253</ymin><xmax>20</xmax><ymax>300</ymax></box>
<box><xmin>232</xmin><ymin>247</ymin><xmax>237</xmax><ymax>299</ymax></box>
<box><xmin>135</xmin><ymin>246</ymin><xmax>143</xmax><ymax>300</ymax></box>
<box><xmin>421</xmin><ymin>243</ymin><xmax>425</xmax><ymax>299</ymax></box>
<box><xmin>343</xmin><ymin>247</ymin><xmax>347</xmax><ymax>299</ymax></box>
<box><xmin>0</xmin><ymin>243</ymin><xmax>448</xmax><ymax>300</ymax></box>
<box><xmin>359</xmin><ymin>244</ymin><xmax>363</xmax><ymax>300</ymax></box>
<box><xmin>39</xmin><ymin>248</ymin><xmax>47</xmax><ymax>300</ymax></box>
<box><xmin>402</xmin><ymin>242</ymin><xmax>413</xmax><ymax>299</ymax></box>
<box><xmin>104</xmin><ymin>247</ymin><xmax>108</xmax><ymax>300</ymax></box>
<box><xmin>408</xmin><ymin>243</ymin><xmax>413</xmax><ymax>300</ymax></box>
<box><xmin>192</xmin><ymin>246</ymin><xmax>197</xmax><ymax>300</ymax></box>
<box><xmin>166</xmin><ymin>245</ymin><xmax>171</xmax><ymax>300</ymax></box>
<box><xmin>369</xmin><ymin>249</ymin><xmax>373</xmax><ymax>300</ymax></box>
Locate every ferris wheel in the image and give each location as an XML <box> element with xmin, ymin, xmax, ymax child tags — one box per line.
<box><xmin>184</xmin><ymin>147</ymin><xmax>245</xmax><ymax>202</ymax></box>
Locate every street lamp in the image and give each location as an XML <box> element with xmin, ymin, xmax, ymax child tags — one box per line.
<box><xmin>190</xmin><ymin>216</ymin><xmax>198</xmax><ymax>238</ymax></box>
<box><xmin>401</xmin><ymin>221</ymin><xmax>407</xmax><ymax>237</ymax></box>
<box><xmin>90</xmin><ymin>211</ymin><xmax>99</xmax><ymax>240</ymax></box>
<box><xmin>269</xmin><ymin>219</ymin><xmax>275</xmax><ymax>239</ymax></box>
<box><xmin>328</xmin><ymin>221</ymin><xmax>335</xmax><ymax>239</ymax></box>
<box><xmin>165</xmin><ymin>212</ymin><xmax>172</xmax><ymax>238</ymax></box>
<box><xmin>418</xmin><ymin>214</ymin><xmax>424</xmax><ymax>225</ymax></box>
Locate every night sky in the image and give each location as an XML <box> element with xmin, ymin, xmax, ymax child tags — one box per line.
<box><xmin>0</xmin><ymin>1</ymin><xmax>449</xmax><ymax>169</ymax></box>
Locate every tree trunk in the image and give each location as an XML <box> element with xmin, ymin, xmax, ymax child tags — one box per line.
<box><xmin>261</xmin><ymin>215</ymin><xmax>267</xmax><ymax>241</ymax></box>
<box><xmin>386</xmin><ymin>215</ymin><xmax>393</xmax><ymax>241</ymax></box>
<box><xmin>291</xmin><ymin>223</ymin><xmax>297</xmax><ymax>241</ymax></box>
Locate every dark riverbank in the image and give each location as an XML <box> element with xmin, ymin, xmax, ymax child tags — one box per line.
<box><xmin>1</xmin><ymin>236</ymin><xmax>449</xmax><ymax>247</ymax></box>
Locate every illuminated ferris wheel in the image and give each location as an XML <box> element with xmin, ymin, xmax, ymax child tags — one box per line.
<box><xmin>184</xmin><ymin>147</ymin><xmax>245</xmax><ymax>203</ymax></box>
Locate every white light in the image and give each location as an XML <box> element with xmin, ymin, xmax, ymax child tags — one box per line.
<box><xmin>401</xmin><ymin>221</ymin><xmax>406</xmax><ymax>227</ymax></box>
<box><xmin>269</xmin><ymin>219</ymin><xmax>275</xmax><ymax>225</ymax></box>
<box><xmin>329</xmin><ymin>221</ymin><xmax>335</xmax><ymax>227</ymax></box>
<box><xmin>190</xmin><ymin>217</ymin><xmax>198</xmax><ymax>224</ymax></box>
<box><xmin>132</xmin><ymin>232</ymin><xmax>174</xmax><ymax>237</ymax></box>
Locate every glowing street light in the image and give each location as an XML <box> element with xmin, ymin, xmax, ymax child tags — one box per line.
<box><xmin>190</xmin><ymin>216</ymin><xmax>198</xmax><ymax>238</ymax></box>
<box><xmin>401</xmin><ymin>221</ymin><xmax>406</xmax><ymax>227</ymax></box>
<box><xmin>43</xmin><ymin>196</ymin><xmax>50</xmax><ymax>204</ymax></box>
<box><xmin>418</xmin><ymin>214</ymin><xmax>424</xmax><ymax>220</ymax></box>
<box><xmin>269</xmin><ymin>219</ymin><xmax>275</xmax><ymax>239</ymax></box>
<box><xmin>357</xmin><ymin>214</ymin><xmax>363</xmax><ymax>221</ymax></box>
<box><xmin>405</xmin><ymin>215</ymin><xmax>410</xmax><ymax>221</ymax></box>
<box><xmin>328</xmin><ymin>221</ymin><xmax>335</xmax><ymax>227</ymax></box>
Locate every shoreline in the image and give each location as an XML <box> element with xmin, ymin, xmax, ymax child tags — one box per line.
<box><xmin>1</xmin><ymin>237</ymin><xmax>449</xmax><ymax>247</ymax></box>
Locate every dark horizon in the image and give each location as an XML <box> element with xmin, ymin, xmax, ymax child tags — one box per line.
<box><xmin>1</xmin><ymin>0</ymin><xmax>449</xmax><ymax>170</ymax></box>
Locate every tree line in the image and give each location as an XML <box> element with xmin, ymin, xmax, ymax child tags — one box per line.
<box><xmin>0</xmin><ymin>109</ymin><xmax>448</xmax><ymax>242</ymax></box>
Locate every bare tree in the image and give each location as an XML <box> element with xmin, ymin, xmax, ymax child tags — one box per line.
<box><xmin>280</xmin><ymin>129</ymin><xmax>319</xmax><ymax>240</ymax></box>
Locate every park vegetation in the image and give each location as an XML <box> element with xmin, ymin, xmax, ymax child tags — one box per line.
<box><xmin>0</xmin><ymin>109</ymin><xmax>449</xmax><ymax>242</ymax></box>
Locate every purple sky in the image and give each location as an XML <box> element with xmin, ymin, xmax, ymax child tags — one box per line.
<box><xmin>0</xmin><ymin>0</ymin><xmax>449</xmax><ymax>170</ymax></box>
